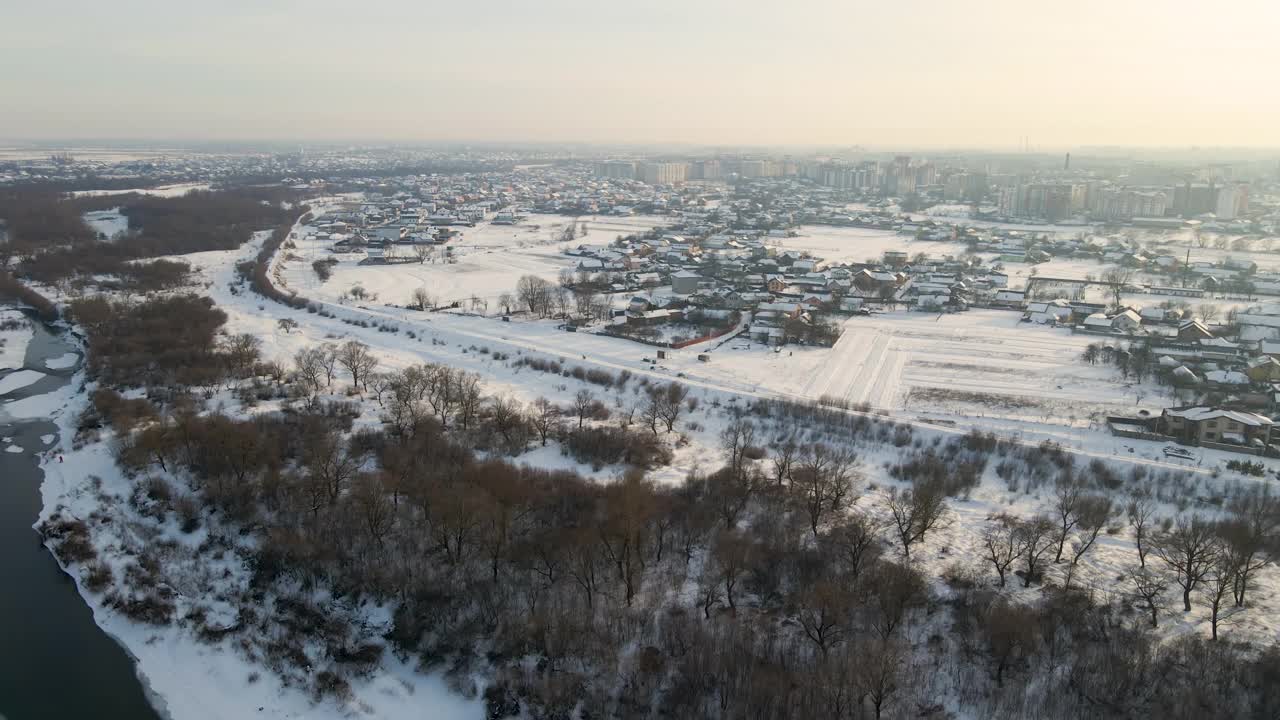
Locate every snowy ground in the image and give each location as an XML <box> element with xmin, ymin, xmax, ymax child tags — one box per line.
<box><xmin>278</xmin><ymin>214</ymin><xmax>674</xmax><ymax>308</ymax></box>
<box><xmin>0</xmin><ymin>308</ymin><xmax>32</xmax><ymax>371</ymax></box>
<box><xmin>778</xmin><ymin>224</ymin><xmax>971</xmax><ymax>265</ymax></box>
<box><xmin>83</xmin><ymin>207</ymin><xmax>130</xmax><ymax>239</ymax></box>
<box><xmin>68</xmin><ymin>182</ymin><xmax>211</xmax><ymax>198</ymax></box>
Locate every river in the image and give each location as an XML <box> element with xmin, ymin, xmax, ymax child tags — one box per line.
<box><xmin>0</xmin><ymin>315</ymin><xmax>163</xmax><ymax>720</ymax></box>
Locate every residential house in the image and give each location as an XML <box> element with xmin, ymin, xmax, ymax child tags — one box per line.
<box><xmin>671</xmin><ymin>270</ymin><xmax>704</xmax><ymax>295</ymax></box>
<box><xmin>1112</xmin><ymin>309</ymin><xmax>1143</xmax><ymax>333</ymax></box>
<box><xmin>1177</xmin><ymin>319</ymin><xmax>1214</xmax><ymax>342</ymax></box>
<box><xmin>1161</xmin><ymin>407</ymin><xmax>1274</xmax><ymax>448</ymax></box>
<box><xmin>1246</xmin><ymin>356</ymin><xmax>1280</xmax><ymax>383</ymax></box>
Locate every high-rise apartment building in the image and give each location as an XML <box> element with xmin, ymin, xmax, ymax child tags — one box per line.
<box><xmin>637</xmin><ymin>162</ymin><xmax>688</xmax><ymax>185</ymax></box>
<box><xmin>593</xmin><ymin>160</ymin><xmax>636</xmax><ymax>180</ymax></box>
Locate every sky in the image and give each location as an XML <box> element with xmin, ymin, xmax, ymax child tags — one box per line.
<box><xmin>2</xmin><ymin>0</ymin><xmax>1278</xmax><ymax>149</ymax></box>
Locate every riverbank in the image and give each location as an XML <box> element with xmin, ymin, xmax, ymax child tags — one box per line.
<box><xmin>0</xmin><ymin>313</ymin><xmax>164</xmax><ymax>720</ymax></box>
<box><xmin>20</xmin><ymin>250</ymin><xmax>485</xmax><ymax>719</ymax></box>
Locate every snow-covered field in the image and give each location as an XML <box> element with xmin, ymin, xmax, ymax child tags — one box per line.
<box><xmin>278</xmin><ymin>214</ymin><xmax>675</xmax><ymax>307</ymax></box>
<box><xmin>776</xmin><ymin>224</ymin><xmax>971</xmax><ymax>264</ymax></box>
<box><xmin>69</xmin><ymin>182</ymin><xmax>211</xmax><ymax>198</ymax></box>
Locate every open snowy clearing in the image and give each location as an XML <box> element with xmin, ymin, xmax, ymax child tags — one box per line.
<box><xmin>777</xmin><ymin>224</ymin><xmax>971</xmax><ymax>264</ymax></box>
<box><xmin>0</xmin><ymin>308</ymin><xmax>32</xmax><ymax>371</ymax></box>
<box><xmin>83</xmin><ymin>208</ymin><xmax>130</xmax><ymax>239</ymax></box>
<box><xmin>277</xmin><ymin>214</ymin><xmax>675</xmax><ymax>307</ymax></box>
<box><xmin>68</xmin><ymin>182</ymin><xmax>211</xmax><ymax>198</ymax></box>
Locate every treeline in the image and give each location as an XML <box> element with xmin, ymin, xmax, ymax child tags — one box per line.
<box><xmin>118</xmin><ymin>188</ymin><xmax>298</xmax><ymax>257</ymax></box>
<box><xmin>0</xmin><ymin>189</ymin><xmax>96</xmax><ymax>251</ymax></box>
<box><xmin>67</xmin><ymin>373</ymin><xmax>1280</xmax><ymax>719</ymax></box>
<box><xmin>246</xmin><ymin>218</ymin><xmax>311</xmax><ymax>310</ymax></box>
<box><xmin>68</xmin><ymin>294</ymin><xmax>261</xmax><ymax>388</ymax></box>
<box><xmin>1</xmin><ymin>186</ymin><xmax>304</xmax><ymax>287</ymax></box>
<box><xmin>0</xmin><ymin>270</ymin><xmax>59</xmax><ymax>320</ymax></box>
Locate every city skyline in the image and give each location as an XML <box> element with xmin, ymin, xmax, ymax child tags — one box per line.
<box><xmin>4</xmin><ymin>0</ymin><xmax>1279</xmax><ymax>148</ymax></box>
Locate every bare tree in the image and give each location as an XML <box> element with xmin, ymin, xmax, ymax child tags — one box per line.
<box><xmin>1127</xmin><ymin>492</ymin><xmax>1157</xmax><ymax>568</ymax></box>
<box><xmin>293</xmin><ymin>346</ymin><xmax>327</xmax><ymax>395</ymax></box>
<box><xmin>656</xmin><ymin>382</ymin><xmax>690</xmax><ymax>432</ymax></box>
<box><xmin>720</xmin><ymin>418</ymin><xmax>756</xmax><ymax>478</ymax></box>
<box><xmin>530</xmin><ymin>397</ymin><xmax>560</xmax><ymax>446</ymax></box>
<box><xmin>496</xmin><ymin>292</ymin><xmax>515</xmax><ymax>316</ymax></box>
<box><xmin>571</xmin><ymin>389</ymin><xmax>596</xmax><ymax>429</ymax></box>
<box><xmin>982</xmin><ymin>515</ymin><xmax>1024</xmax><ymax>587</ymax></box>
<box><xmin>706</xmin><ymin>466</ymin><xmax>758</xmax><ymax>531</ymax></box>
<box><xmin>412</xmin><ymin>243</ymin><xmax>433</xmax><ymax>264</ymax></box>
<box><xmin>348</xmin><ymin>472</ymin><xmax>394</xmax><ymax>547</ymax></box>
<box><xmin>318</xmin><ymin>343</ymin><xmax>340</xmax><ymax>389</ymax></box>
<box><xmin>1200</xmin><ymin>552</ymin><xmax>1237</xmax><ymax>640</ymax></box>
<box><xmin>770</xmin><ymin>435</ymin><xmax>797</xmax><ymax>488</ymax></box>
<box><xmin>336</xmin><ymin>340</ymin><xmax>378</xmax><ymax>391</ymax></box>
<box><xmin>870</xmin><ymin>560</ymin><xmax>927</xmax><ymax>640</ymax></box>
<box><xmin>796</xmin><ymin>580</ymin><xmax>854</xmax><ymax>658</ymax></box>
<box><xmin>486</xmin><ymin>395</ymin><xmax>530</xmax><ymax>453</ymax></box>
<box><xmin>851</xmin><ymin>638</ymin><xmax>903</xmax><ymax>720</ymax></box>
<box><xmin>1153</xmin><ymin>515</ymin><xmax>1219</xmax><ymax>612</ymax></box>
<box><xmin>1222</xmin><ymin>489</ymin><xmax>1280</xmax><ymax>607</ymax></box>
<box><xmin>1101</xmin><ymin>267</ymin><xmax>1134</xmax><ymax>312</ymax></box>
<box><xmin>573</xmin><ymin>287</ymin><xmax>598</xmax><ymax>320</ymax></box>
<box><xmin>884</xmin><ymin>480</ymin><xmax>949</xmax><ymax>559</ymax></box>
<box><xmin>516</xmin><ymin>275</ymin><xmax>553</xmax><ymax>317</ymax></box>
<box><xmin>219</xmin><ymin>334</ymin><xmax>260</xmax><ymax>382</ymax></box>
<box><xmin>1129</xmin><ymin>567</ymin><xmax>1170</xmax><ymax>628</ymax></box>
<box><xmin>822</xmin><ymin>513</ymin><xmax>882</xmax><ymax>582</ymax></box>
<box><xmin>640</xmin><ymin>393</ymin><xmax>662</xmax><ymax>436</ymax></box>
<box><xmin>277</xmin><ymin>317</ymin><xmax>298</xmax><ymax>334</ymax></box>
<box><xmin>789</xmin><ymin>443</ymin><xmax>858</xmax><ymax>538</ymax></box>
<box><xmin>711</xmin><ymin>530</ymin><xmax>751</xmax><ymax>614</ymax></box>
<box><xmin>552</xmin><ymin>286</ymin><xmax>572</xmax><ymax>320</ymax></box>
<box><xmin>410</xmin><ymin>287</ymin><xmax>435</xmax><ymax>311</ymax></box>
<box><xmin>1051</xmin><ymin>478</ymin><xmax>1084</xmax><ymax>563</ymax></box>
<box><xmin>1016</xmin><ymin>515</ymin><xmax>1056</xmax><ymax>588</ymax></box>
<box><xmin>981</xmin><ymin>600</ymin><xmax>1038</xmax><ymax>688</ymax></box>
<box><xmin>1070</xmin><ymin>495</ymin><xmax>1114</xmax><ymax>565</ymax></box>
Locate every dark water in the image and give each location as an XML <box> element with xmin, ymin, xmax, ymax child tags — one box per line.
<box><xmin>0</xmin><ymin>317</ymin><xmax>164</xmax><ymax>720</ymax></box>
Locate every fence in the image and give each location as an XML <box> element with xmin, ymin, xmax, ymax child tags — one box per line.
<box><xmin>600</xmin><ymin>321</ymin><xmax>742</xmax><ymax>350</ymax></box>
<box><xmin>670</xmin><ymin>323</ymin><xmax>741</xmax><ymax>349</ymax></box>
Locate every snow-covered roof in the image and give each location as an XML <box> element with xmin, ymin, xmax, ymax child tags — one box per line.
<box><xmin>1206</xmin><ymin>370</ymin><xmax>1249</xmax><ymax>384</ymax></box>
<box><xmin>1164</xmin><ymin>406</ymin><xmax>1271</xmax><ymax>425</ymax></box>
<box><xmin>1200</xmin><ymin>337</ymin><xmax>1239</xmax><ymax>349</ymax></box>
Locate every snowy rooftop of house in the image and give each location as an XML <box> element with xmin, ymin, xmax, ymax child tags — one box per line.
<box><xmin>1205</xmin><ymin>370</ymin><xmax>1250</xmax><ymax>385</ymax></box>
<box><xmin>1200</xmin><ymin>337</ymin><xmax>1239</xmax><ymax>348</ymax></box>
<box><xmin>1164</xmin><ymin>406</ymin><xmax>1272</xmax><ymax>425</ymax></box>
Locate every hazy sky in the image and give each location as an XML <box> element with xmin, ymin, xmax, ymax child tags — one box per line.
<box><xmin>3</xmin><ymin>0</ymin><xmax>1278</xmax><ymax>149</ymax></box>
